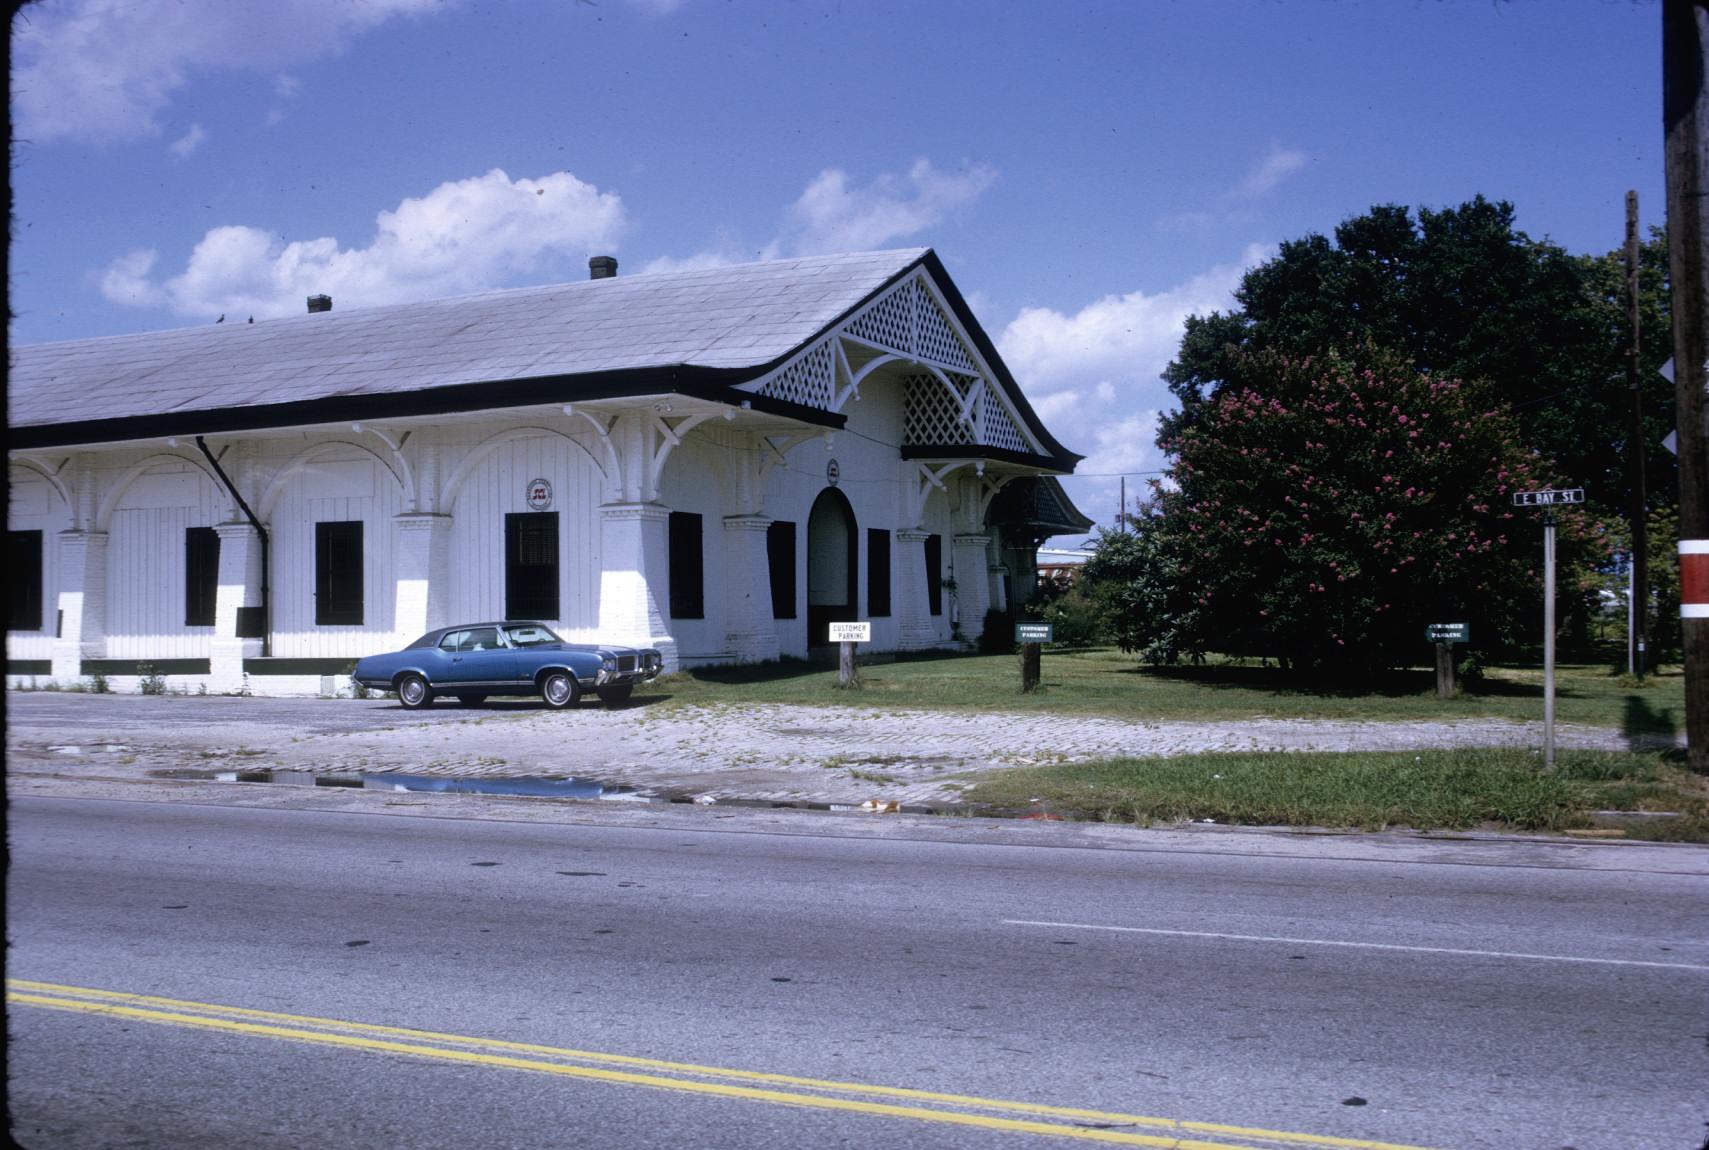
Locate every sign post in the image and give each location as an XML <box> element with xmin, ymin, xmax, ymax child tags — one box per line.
<box><xmin>1424</xmin><ymin>623</ymin><xmax>1469</xmax><ymax>698</ymax></box>
<box><xmin>1513</xmin><ymin>489</ymin><xmax>1583</xmax><ymax>772</ymax></box>
<box><xmin>1015</xmin><ymin>621</ymin><xmax>1053</xmax><ymax>693</ymax></box>
<box><xmin>827</xmin><ymin>621</ymin><xmax>870</xmax><ymax>688</ymax></box>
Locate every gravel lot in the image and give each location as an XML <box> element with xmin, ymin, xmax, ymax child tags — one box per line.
<box><xmin>6</xmin><ymin>690</ymin><xmax>1672</xmax><ymax>810</ymax></box>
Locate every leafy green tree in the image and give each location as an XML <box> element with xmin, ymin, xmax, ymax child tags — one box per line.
<box><xmin>1102</xmin><ymin>348</ymin><xmax>1606</xmax><ymax>675</ymax></box>
<box><xmin>1571</xmin><ymin>228</ymin><xmax>1677</xmax><ymax>512</ymax></box>
<box><xmin>1591</xmin><ymin>505</ymin><xmax>1686</xmax><ymax>662</ymax></box>
<box><xmin>1163</xmin><ymin>198</ymin><xmax>1676</xmax><ymax>519</ymax></box>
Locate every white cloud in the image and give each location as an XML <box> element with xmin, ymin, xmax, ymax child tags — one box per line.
<box><xmin>1153</xmin><ymin>143</ymin><xmax>1309</xmax><ymax>234</ymax></box>
<box><xmin>167</xmin><ymin>123</ymin><xmax>205</xmax><ymax>158</ymax></box>
<box><xmin>1077</xmin><ymin>410</ymin><xmax>1162</xmax><ymax>483</ymax></box>
<box><xmin>775</xmin><ymin>159</ymin><xmax>998</xmax><ymax>255</ymax></box>
<box><xmin>655</xmin><ymin>158</ymin><xmax>1000</xmax><ymax>272</ymax></box>
<box><xmin>98</xmin><ymin>247</ymin><xmax>159</xmax><ymax>306</ymax></box>
<box><xmin>265</xmin><ymin>74</ymin><xmax>303</xmax><ymax>126</ymax></box>
<box><xmin>996</xmin><ymin>249</ymin><xmax>1271</xmax><ymax>539</ymax></box>
<box><xmin>999</xmin><ymin>251</ymin><xmax>1259</xmax><ymax>414</ymax></box>
<box><xmin>1236</xmin><ymin>142</ymin><xmax>1308</xmax><ymax>201</ymax></box>
<box><xmin>101</xmin><ymin>168</ymin><xmax>627</xmax><ymax>318</ymax></box>
<box><xmin>12</xmin><ymin>0</ymin><xmax>450</xmax><ymax>145</ymax></box>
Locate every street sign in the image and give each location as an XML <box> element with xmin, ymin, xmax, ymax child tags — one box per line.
<box><xmin>1511</xmin><ymin>488</ymin><xmax>1584</xmax><ymax>507</ymax></box>
<box><xmin>1015</xmin><ymin>622</ymin><xmax>1054</xmax><ymax>643</ymax></box>
<box><xmin>827</xmin><ymin>621</ymin><xmax>870</xmax><ymax>643</ymax></box>
<box><xmin>1425</xmin><ymin>622</ymin><xmax>1470</xmax><ymax>645</ymax></box>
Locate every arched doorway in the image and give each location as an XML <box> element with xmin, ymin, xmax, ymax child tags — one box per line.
<box><xmin>806</xmin><ymin>487</ymin><xmax>857</xmax><ymax>647</ymax></box>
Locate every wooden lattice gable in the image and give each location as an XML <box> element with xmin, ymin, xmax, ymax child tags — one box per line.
<box><xmin>736</xmin><ymin>261</ymin><xmax>1061</xmax><ymax>466</ymax></box>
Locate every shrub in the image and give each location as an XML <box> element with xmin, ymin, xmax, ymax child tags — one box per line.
<box><xmin>1041</xmin><ymin>587</ymin><xmax>1103</xmax><ymax>647</ymax></box>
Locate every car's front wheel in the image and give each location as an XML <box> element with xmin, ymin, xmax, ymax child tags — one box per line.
<box><xmin>595</xmin><ymin>684</ymin><xmax>633</xmax><ymax>707</ymax></box>
<box><xmin>540</xmin><ymin>671</ymin><xmax>580</xmax><ymax>710</ymax></box>
<box><xmin>396</xmin><ymin>673</ymin><xmax>434</xmax><ymax>710</ymax></box>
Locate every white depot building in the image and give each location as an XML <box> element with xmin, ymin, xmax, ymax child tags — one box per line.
<box><xmin>7</xmin><ymin>249</ymin><xmax>1089</xmax><ymax>695</ymax></box>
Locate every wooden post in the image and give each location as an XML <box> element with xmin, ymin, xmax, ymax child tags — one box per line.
<box><xmin>1664</xmin><ymin>0</ymin><xmax>1709</xmax><ymax>774</ymax></box>
<box><xmin>1626</xmin><ymin>190</ymin><xmax>1649</xmax><ymax>680</ymax></box>
<box><xmin>838</xmin><ymin>640</ymin><xmax>860</xmax><ymax>689</ymax></box>
<box><xmin>1019</xmin><ymin>642</ymin><xmax>1041</xmax><ymax>693</ymax></box>
<box><xmin>1435</xmin><ymin>642</ymin><xmax>1456</xmax><ymax>699</ymax></box>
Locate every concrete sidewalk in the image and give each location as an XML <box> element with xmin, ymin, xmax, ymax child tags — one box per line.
<box><xmin>3</xmin><ymin>691</ymin><xmax>1675</xmax><ymax>813</ymax></box>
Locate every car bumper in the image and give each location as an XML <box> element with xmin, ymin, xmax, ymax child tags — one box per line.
<box><xmin>592</xmin><ymin>654</ymin><xmax>663</xmax><ymax>687</ymax></box>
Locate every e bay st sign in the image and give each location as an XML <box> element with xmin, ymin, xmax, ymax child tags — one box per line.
<box><xmin>1511</xmin><ymin>488</ymin><xmax>1584</xmax><ymax>507</ymax></box>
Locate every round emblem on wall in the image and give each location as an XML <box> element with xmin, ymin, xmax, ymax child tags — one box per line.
<box><xmin>826</xmin><ymin>459</ymin><xmax>840</xmax><ymax>487</ymax></box>
<box><xmin>525</xmin><ymin>478</ymin><xmax>553</xmax><ymax>511</ymax></box>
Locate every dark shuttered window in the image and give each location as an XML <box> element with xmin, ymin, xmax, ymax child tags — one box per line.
<box><xmin>505</xmin><ymin>512</ymin><xmax>560</xmax><ymax>620</ymax></box>
<box><xmin>314</xmin><ymin>521</ymin><xmax>364</xmax><ymax>626</ymax></box>
<box><xmin>9</xmin><ymin>530</ymin><xmax>43</xmax><ymax>632</ymax></box>
<box><xmin>925</xmin><ymin>533</ymin><xmax>944</xmax><ymax>616</ymax></box>
<box><xmin>866</xmin><ymin>528</ymin><xmax>891</xmax><ymax>618</ymax></box>
<box><xmin>768</xmin><ymin>520</ymin><xmax>797</xmax><ymax>619</ymax></box>
<box><xmin>185</xmin><ymin>527</ymin><xmax>220</xmax><ymax>627</ymax></box>
<box><xmin>669</xmin><ymin>512</ymin><xmax>704</xmax><ymax>620</ymax></box>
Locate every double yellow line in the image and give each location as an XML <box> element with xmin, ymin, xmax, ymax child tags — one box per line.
<box><xmin>8</xmin><ymin>979</ymin><xmax>1437</xmax><ymax>1149</ymax></box>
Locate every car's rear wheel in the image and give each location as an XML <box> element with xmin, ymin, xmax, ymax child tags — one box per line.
<box><xmin>456</xmin><ymin>694</ymin><xmax>486</xmax><ymax>707</ymax></box>
<box><xmin>595</xmin><ymin>684</ymin><xmax>633</xmax><ymax>707</ymax></box>
<box><xmin>541</xmin><ymin>671</ymin><xmax>580</xmax><ymax>710</ymax></box>
<box><xmin>397</xmin><ymin>673</ymin><xmax>433</xmax><ymax>710</ymax></box>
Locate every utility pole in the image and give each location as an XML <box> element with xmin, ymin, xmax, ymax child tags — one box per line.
<box><xmin>1663</xmin><ymin>0</ymin><xmax>1709</xmax><ymax>774</ymax></box>
<box><xmin>1626</xmin><ymin>191</ymin><xmax>1649</xmax><ymax>681</ymax></box>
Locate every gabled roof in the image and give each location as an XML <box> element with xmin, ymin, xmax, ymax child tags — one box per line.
<box><xmin>8</xmin><ymin>248</ymin><xmax>1078</xmax><ymax>469</ymax></box>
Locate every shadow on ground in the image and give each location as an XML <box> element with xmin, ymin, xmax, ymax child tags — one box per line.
<box><xmin>1622</xmin><ymin>693</ymin><xmax>1680</xmax><ymax>752</ymax></box>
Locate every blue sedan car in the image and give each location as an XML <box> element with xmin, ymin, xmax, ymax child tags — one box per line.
<box><xmin>352</xmin><ymin>621</ymin><xmax>662</xmax><ymax>710</ymax></box>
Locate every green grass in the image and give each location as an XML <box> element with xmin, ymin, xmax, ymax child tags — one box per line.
<box><xmin>958</xmin><ymin>748</ymin><xmax>1709</xmax><ymax>840</ymax></box>
<box><xmin>635</xmin><ymin>647</ymin><xmax>1687</xmax><ymax>733</ymax></box>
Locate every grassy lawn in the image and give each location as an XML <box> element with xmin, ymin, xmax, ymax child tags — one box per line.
<box><xmin>637</xmin><ymin>646</ymin><xmax>1688</xmax><ymax>733</ymax></box>
<box><xmin>957</xmin><ymin>748</ymin><xmax>1709</xmax><ymax>842</ymax></box>
<box><xmin>632</xmin><ymin>648</ymin><xmax>1702</xmax><ymax>840</ymax></box>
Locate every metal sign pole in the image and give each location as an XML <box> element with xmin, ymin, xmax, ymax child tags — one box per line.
<box><xmin>1513</xmin><ymin>489</ymin><xmax>1581</xmax><ymax>771</ymax></box>
<box><xmin>1544</xmin><ymin>511</ymin><xmax>1557</xmax><ymax>773</ymax></box>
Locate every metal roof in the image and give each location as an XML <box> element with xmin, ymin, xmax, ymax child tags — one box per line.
<box><xmin>9</xmin><ymin>249</ymin><xmax>930</xmax><ymax>431</ymax></box>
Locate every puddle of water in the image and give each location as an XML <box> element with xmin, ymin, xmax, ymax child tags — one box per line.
<box><xmin>199</xmin><ymin>767</ymin><xmax>662</xmax><ymax>803</ymax></box>
<box><xmin>362</xmin><ymin>773</ymin><xmax>621</xmax><ymax>800</ymax></box>
<box><xmin>49</xmin><ymin>744</ymin><xmax>130</xmax><ymax>755</ymax></box>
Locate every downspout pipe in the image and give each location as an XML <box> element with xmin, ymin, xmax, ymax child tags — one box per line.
<box><xmin>196</xmin><ymin>436</ymin><xmax>271</xmax><ymax>658</ymax></box>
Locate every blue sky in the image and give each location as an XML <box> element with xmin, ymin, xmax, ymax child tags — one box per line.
<box><xmin>9</xmin><ymin>0</ymin><xmax>1667</xmax><ymax>544</ymax></box>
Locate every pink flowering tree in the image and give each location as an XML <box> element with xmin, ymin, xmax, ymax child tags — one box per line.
<box><xmin>1098</xmin><ymin>348</ymin><xmax>1606</xmax><ymax>674</ymax></box>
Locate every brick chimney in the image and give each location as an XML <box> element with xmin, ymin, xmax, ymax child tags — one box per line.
<box><xmin>307</xmin><ymin>294</ymin><xmax>332</xmax><ymax>313</ymax></box>
<box><xmin>588</xmin><ymin>256</ymin><xmax>618</xmax><ymax>280</ymax></box>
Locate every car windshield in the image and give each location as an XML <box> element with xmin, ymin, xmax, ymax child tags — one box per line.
<box><xmin>503</xmin><ymin>624</ymin><xmax>564</xmax><ymax>648</ymax></box>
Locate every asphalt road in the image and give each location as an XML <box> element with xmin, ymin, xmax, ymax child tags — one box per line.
<box><xmin>8</xmin><ymin>794</ymin><xmax>1707</xmax><ymax>1149</ymax></box>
